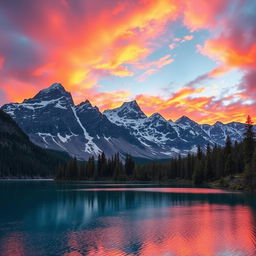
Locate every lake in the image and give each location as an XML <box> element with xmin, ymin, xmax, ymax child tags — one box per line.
<box><xmin>0</xmin><ymin>181</ymin><xmax>256</xmax><ymax>256</ymax></box>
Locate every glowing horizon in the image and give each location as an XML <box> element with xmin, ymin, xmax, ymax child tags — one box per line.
<box><xmin>0</xmin><ymin>0</ymin><xmax>255</xmax><ymax>124</ymax></box>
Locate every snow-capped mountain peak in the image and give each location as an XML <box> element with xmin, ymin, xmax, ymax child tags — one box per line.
<box><xmin>121</xmin><ymin>100</ymin><xmax>139</xmax><ymax>108</ymax></box>
<box><xmin>175</xmin><ymin>115</ymin><xmax>197</xmax><ymax>127</ymax></box>
<box><xmin>33</xmin><ymin>83</ymin><xmax>66</xmax><ymax>97</ymax></box>
<box><xmin>104</xmin><ymin>100</ymin><xmax>147</xmax><ymax>123</ymax></box>
<box><xmin>23</xmin><ymin>83</ymin><xmax>74</xmax><ymax>106</ymax></box>
<box><xmin>148</xmin><ymin>113</ymin><xmax>166</xmax><ymax>122</ymax></box>
<box><xmin>44</xmin><ymin>83</ymin><xmax>64</xmax><ymax>91</ymax></box>
<box><xmin>118</xmin><ymin>100</ymin><xmax>146</xmax><ymax>119</ymax></box>
<box><xmin>76</xmin><ymin>100</ymin><xmax>98</xmax><ymax>111</ymax></box>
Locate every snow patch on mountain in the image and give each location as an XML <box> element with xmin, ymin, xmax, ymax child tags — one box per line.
<box><xmin>71</xmin><ymin>106</ymin><xmax>101</xmax><ymax>155</ymax></box>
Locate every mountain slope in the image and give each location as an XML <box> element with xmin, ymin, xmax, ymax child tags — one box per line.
<box><xmin>1</xmin><ymin>83</ymin><xmax>252</xmax><ymax>160</ymax></box>
<box><xmin>0</xmin><ymin>109</ymin><xmax>68</xmax><ymax>177</ymax></box>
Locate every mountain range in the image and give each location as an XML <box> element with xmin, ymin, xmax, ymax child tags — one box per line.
<box><xmin>1</xmin><ymin>83</ymin><xmax>250</xmax><ymax>160</ymax></box>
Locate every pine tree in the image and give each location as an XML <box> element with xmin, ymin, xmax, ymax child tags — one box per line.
<box><xmin>113</xmin><ymin>153</ymin><xmax>126</xmax><ymax>180</ymax></box>
<box><xmin>193</xmin><ymin>158</ymin><xmax>205</xmax><ymax>184</ymax></box>
<box><xmin>80</xmin><ymin>162</ymin><xmax>87</xmax><ymax>180</ymax></box>
<box><xmin>71</xmin><ymin>158</ymin><xmax>79</xmax><ymax>179</ymax></box>
<box><xmin>197</xmin><ymin>145</ymin><xmax>203</xmax><ymax>160</ymax></box>
<box><xmin>244</xmin><ymin>115</ymin><xmax>255</xmax><ymax>165</ymax></box>
<box><xmin>224</xmin><ymin>154</ymin><xmax>233</xmax><ymax>177</ymax></box>
<box><xmin>86</xmin><ymin>156</ymin><xmax>95</xmax><ymax>179</ymax></box>
<box><xmin>205</xmin><ymin>144</ymin><xmax>213</xmax><ymax>180</ymax></box>
<box><xmin>97</xmin><ymin>153</ymin><xmax>106</xmax><ymax>178</ymax></box>
<box><xmin>185</xmin><ymin>153</ymin><xmax>193</xmax><ymax>179</ymax></box>
<box><xmin>224</xmin><ymin>136</ymin><xmax>232</xmax><ymax>156</ymax></box>
<box><xmin>125</xmin><ymin>154</ymin><xmax>135</xmax><ymax>177</ymax></box>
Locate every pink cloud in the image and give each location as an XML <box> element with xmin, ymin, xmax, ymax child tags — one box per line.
<box><xmin>137</xmin><ymin>69</ymin><xmax>158</xmax><ymax>82</ymax></box>
<box><xmin>182</xmin><ymin>0</ymin><xmax>233</xmax><ymax>31</ymax></box>
<box><xmin>184</xmin><ymin>35</ymin><xmax>193</xmax><ymax>41</ymax></box>
<box><xmin>169</xmin><ymin>43</ymin><xmax>176</xmax><ymax>50</ymax></box>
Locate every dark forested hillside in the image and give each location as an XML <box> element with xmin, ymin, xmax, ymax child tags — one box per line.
<box><xmin>0</xmin><ymin>110</ymin><xmax>69</xmax><ymax>178</ymax></box>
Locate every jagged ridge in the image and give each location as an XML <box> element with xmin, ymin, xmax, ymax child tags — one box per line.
<box><xmin>1</xmin><ymin>83</ymin><xmax>252</xmax><ymax>160</ymax></box>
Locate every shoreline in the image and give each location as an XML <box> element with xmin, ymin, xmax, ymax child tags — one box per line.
<box><xmin>0</xmin><ymin>177</ymin><xmax>249</xmax><ymax>192</ymax></box>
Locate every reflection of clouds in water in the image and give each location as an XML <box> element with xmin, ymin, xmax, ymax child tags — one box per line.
<box><xmin>63</xmin><ymin>204</ymin><xmax>254</xmax><ymax>256</ymax></box>
<box><xmin>0</xmin><ymin>182</ymin><xmax>256</xmax><ymax>256</ymax></box>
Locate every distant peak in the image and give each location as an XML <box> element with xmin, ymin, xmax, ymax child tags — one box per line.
<box><xmin>176</xmin><ymin>115</ymin><xmax>194</xmax><ymax>123</ymax></box>
<box><xmin>104</xmin><ymin>99</ymin><xmax>147</xmax><ymax>119</ymax></box>
<box><xmin>121</xmin><ymin>100</ymin><xmax>139</xmax><ymax>108</ymax></box>
<box><xmin>119</xmin><ymin>100</ymin><xmax>146</xmax><ymax>116</ymax></box>
<box><xmin>77</xmin><ymin>99</ymin><xmax>94</xmax><ymax>109</ymax></box>
<box><xmin>214</xmin><ymin>121</ymin><xmax>224</xmax><ymax>126</ymax></box>
<box><xmin>149</xmin><ymin>113</ymin><xmax>166</xmax><ymax>121</ymax></box>
<box><xmin>82</xmin><ymin>99</ymin><xmax>92</xmax><ymax>105</ymax></box>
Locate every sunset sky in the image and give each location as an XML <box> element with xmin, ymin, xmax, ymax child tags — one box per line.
<box><xmin>0</xmin><ymin>0</ymin><xmax>255</xmax><ymax>124</ymax></box>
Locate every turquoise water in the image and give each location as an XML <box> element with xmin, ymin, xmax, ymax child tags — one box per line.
<box><xmin>0</xmin><ymin>181</ymin><xmax>256</xmax><ymax>256</ymax></box>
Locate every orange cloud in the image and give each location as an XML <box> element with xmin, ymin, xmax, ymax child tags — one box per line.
<box><xmin>30</xmin><ymin>0</ymin><xmax>179</xmax><ymax>92</ymax></box>
<box><xmin>0</xmin><ymin>0</ymin><xmax>180</xmax><ymax>100</ymax></box>
<box><xmin>132</xmin><ymin>86</ymin><xmax>255</xmax><ymax>124</ymax></box>
<box><xmin>182</xmin><ymin>0</ymin><xmax>232</xmax><ymax>31</ymax></box>
<box><xmin>76</xmin><ymin>89</ymin><xmax>132</xmax><ymax>111</ymax></box>
<box><xmin>1</xmin><ymin>78</ymin><xmax>39</xmax><ymax>104</ymax></box>
<box><xmin>199</xmin><ymin>39</ymin><xmax>256</xmax><ymax>71</ymax></box>
<box><xmin>95</xmin><ymin>44</ymin><xmax>149</xmax><ymax>77</ymax></box>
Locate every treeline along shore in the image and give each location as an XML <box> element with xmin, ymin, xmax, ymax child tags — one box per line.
<box><xmin>56</xmin><ymin>116</ymin><xmax>256</xmax><ymax>190</ymax></box>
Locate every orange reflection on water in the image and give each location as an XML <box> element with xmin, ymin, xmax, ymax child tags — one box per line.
<box><xmin>80</xmin><ymin>187</ymin><xmax>232</xmax><ymax>194</ymax></box>
<box><xmin>65</xmin><ymin>203</ymin><xmax>255</xmax><ymax>256</ymax></box>
<box><xmin>138</xmin><ymin>204</ymin><xmax>254</xmax><ymax>256</ymax></box>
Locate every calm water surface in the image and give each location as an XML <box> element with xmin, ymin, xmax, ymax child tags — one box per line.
<box><xmin>0</xmin><ymin>181</ymin><xmax>256</xmax><ymax>256</ymax></box>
